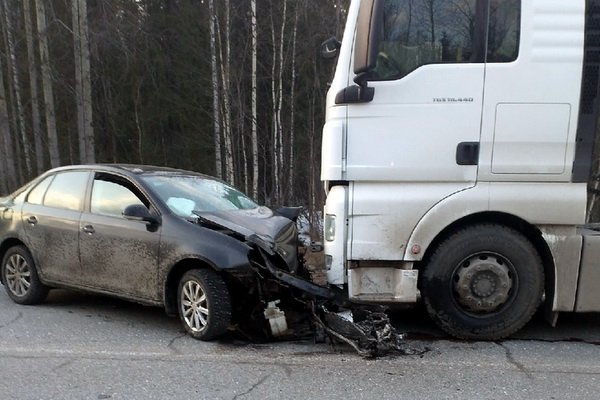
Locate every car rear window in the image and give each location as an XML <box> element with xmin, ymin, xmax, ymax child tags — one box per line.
<box><xmin>43</xmin><ymin>171</ymin><xmax>90</xmax><ymax>211</ymax></box>
<box><xmin>27</xmin><ymin>175</ymin><xmax>54</xmax><ymax>205</ymax></box>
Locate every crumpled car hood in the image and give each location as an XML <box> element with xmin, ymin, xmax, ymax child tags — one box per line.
<box><xmin>194</xmin><ymin>206</ymin><xmax>298</xmax><ymax>270</ymax></box>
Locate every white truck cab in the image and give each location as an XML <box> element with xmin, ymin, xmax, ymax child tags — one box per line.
<box><xmin>322</xmin><ymin>0</ymin><xmax>600</xmax><ymax>339</ymax></box>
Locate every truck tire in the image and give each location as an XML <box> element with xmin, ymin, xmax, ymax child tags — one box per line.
<box><xmin>177</xmin><ymin>269</ymin><xmax>232</xmax><ymax>340</ymax></box>
<box><xmin>420</xmin><ymin>224</ymin><xmax>544</xmax><ymax>340</ymax></box>
<box><xmin>1</xmin><ymin>245</ymin><xmax>49</xmax><ymax>305</ymax></box>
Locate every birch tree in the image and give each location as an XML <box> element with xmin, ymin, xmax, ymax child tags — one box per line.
<box><xmin>35</xmin><ymin>0</ymin><xmax>60</xmax><ymax>168</ymax></box>
<box><xmin>287</xmin><ymin>3</ymin><xmax>299</xmax><ymax>203</ymax></box>
<box><xmin>216</xmin><ymin>0</ymin><xmax>235</xmax><ymax>184</ymax></box>
<box><xmin>208</xmin><ymin>0</ymin><xmax>222</xmax><ymax>179</ymax></box>
<box><xmin>269</xmin><ymin>0</ymin><xmax>287</xmax><ymax>201</ymax></box>
<box><xmin>250</xmin><ymin>0</ymin><xmax>259</xmax><ymax>200</ymax></box>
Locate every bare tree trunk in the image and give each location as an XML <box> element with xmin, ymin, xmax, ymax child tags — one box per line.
<box><xmin>251</xmin><ymin>0</ymin><xmax>259</xmax><ymax>200</ymax></box>
<box><xmin>0</xmin><ymin>4</ymin><xmax>22</xmax><ymax>185</ymax></box>
<box><xmin>287</xmin><ymin>4</ymin><xmax>299</xmax><ymax>203</ymax></box>
<box><xmin>0</xmin><ymin>55</ymin><xmax>17</xmax><ymax>190</ymax></box>
<box><xmin>270</xmin><ymin>11</ymin><xmax>279</xmax><ymax>201</ymax></box>
<box><xmin>215</xmin><ymin>0</ymin><xmax>235</xmax><ymax>185</ymax></box>
<box><xmin>23</xmin><ymin>0</ymin><xmax>44</xmax><ymax>174</ymax></box>
<box><xmin>236</xmin><ymin>80</ymin><xmax>248</xmax><ymax>194</ymax></box>
<box><xmin>72</xmin><ymin>0</ymin><xmax>95</xmax><ymax>164</ymax></box>
<box><xmin>208</xmin><ymin>0</ymin><xmax>222</xmax><ymax>179</ymax></box>
<box><xmin>427</xmin><ymin>0</ymin><xmax>436</xmax><ymax>47</ymax></box>
<box><xmin>0</xmin><ymin>140</ymin><xmax>6</xmax><ymax>194</ymax></box>
<box><xmin>35</xmin><ymin>0</ymin><xmax>60</xmax><ymax>168</ymax></box>
<box><xmin>2</xmin><ymin>0</ymin><xmax>33</xmax><ymax>178</ymax></box>
<box><xmin>269</xmin><ymin>1</ymin><xmax>288</xmax><ymax>202</ymax></box>
<box><xmin>276</xmin><ymin>0</ymin><xmax>287</xmax><ymax>202</ymax></box>
<box><xmin>134</xmin><ymin>80</ymin><xmax>144</xmax><ymax>163</ymax></box>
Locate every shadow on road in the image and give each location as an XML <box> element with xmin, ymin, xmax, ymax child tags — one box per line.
<box><xmin>36</xmin><ymin>289</ymin><xmax>600</xmax><ymax>346</ymax></box>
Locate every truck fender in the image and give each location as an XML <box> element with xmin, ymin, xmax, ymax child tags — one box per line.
<box><xmin>403</xmin><ymin>184</ymin><xmax>489</xmax><ymax>261</ymax></box>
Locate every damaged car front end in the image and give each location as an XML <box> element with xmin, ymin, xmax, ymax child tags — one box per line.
<box><xmin>193</xmin><ymin>206</ymin><xmax>404</xmax><ymax>357</ymax></box>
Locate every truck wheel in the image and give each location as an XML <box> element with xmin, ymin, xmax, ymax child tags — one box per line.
<box><xmin>1</xmin><ymin>245</ymin><xmax>49</xmax><ymax>305</ymax></box>
<box><xmin>177</xmin><ymin>269</ymin><xmax>232</xmax><ymax>340</ymax></box>
<box><xmin>420</xmin><ymin>224</ymin><xmax>544</xmax><ymax>340</ymax></box>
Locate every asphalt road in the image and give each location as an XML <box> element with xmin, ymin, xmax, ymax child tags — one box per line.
<box><xmin>2</xmin><ymin>288</ymin><xmax>600</xmax><ymax>400</ymax></box>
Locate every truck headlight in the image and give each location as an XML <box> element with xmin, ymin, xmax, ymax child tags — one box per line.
<box><xmin>325</xmin><ymin>214</ymin><xmax>336</xmax><ymax>242</ymax></box>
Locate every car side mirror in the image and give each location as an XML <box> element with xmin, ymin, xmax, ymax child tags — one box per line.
<box><xmin>276</xmin><ymin>206</ymin><xmax>303</xmax><ymax>222</ymax></box>
<box><xmin>123</xmin><ymin>204</ymin><xmax>159</xmax><ymax>225</ymax></box>
<box><xmin>320</xmin><ymin>36</ymin><xmax>341</xmax><ymax>59</ymax></box>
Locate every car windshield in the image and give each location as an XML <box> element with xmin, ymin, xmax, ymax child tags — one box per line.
<box><xmin>141</xmin><ymin>174</ymin><xmax>258</xmax><ymax>217</ymax></box>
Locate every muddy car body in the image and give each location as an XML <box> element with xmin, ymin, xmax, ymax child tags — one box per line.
<box><xmin>0</xmin><ymin>164</ymin><xmax>301</xmax><ymax>339</ymax></box>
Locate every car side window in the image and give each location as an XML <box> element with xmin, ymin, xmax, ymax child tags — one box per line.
<box><xmin>27</xmin><ymin>175</ymin><xmax>54</xmax><ymax>205</ymax></box>
<box><xmin>91</xmin><ymin>178</ymin><xmax>146</xmax><ymax>218</ymax></box>
<box><xmin>43</xmin><ymin>171</ymin><xmax>90</xmax><ymax>211</ymax></box>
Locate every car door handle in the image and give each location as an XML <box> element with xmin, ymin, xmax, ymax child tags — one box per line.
<box><xmin>26</xmin><ymin>216</ymin><xmax>38</xmax><ymax>225</ymax></box>
<box><xmin>82</xmin><ymin>225</ymin><xmax>95</xmax><ymax>235</ymax></box>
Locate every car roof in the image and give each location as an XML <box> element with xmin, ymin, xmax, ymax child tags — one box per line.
<box><xmin>47</xmin><ymin>164</ymin><xmax>214</xmax><ymax>179</ymax></box>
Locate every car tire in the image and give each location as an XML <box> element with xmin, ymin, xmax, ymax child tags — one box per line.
<box><xmin>1</xmin><ymin>245</ymin><xmax>49</xmax><ymax>305</ymax></box>
<box><xmin>420</xmin><ymin>224</ymin><xmax>544</xmax><ymax>340</ymax></box>
<box><xmin>177</xmin><ymin>269</ymin><xmax>232</xmax><ymax>340</ymax></box>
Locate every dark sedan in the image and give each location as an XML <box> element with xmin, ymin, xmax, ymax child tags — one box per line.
<box><xmin>0</xmin><ymin>164</ymin><xmax>303</xmax><ymax>340</ymax></box>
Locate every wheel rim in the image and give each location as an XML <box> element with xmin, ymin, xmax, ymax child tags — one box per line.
<box><xmin>181</xmin><ymin>280</ymin><xmax>209</xmax><ymax>332</ymax></box>
<box><xmin>5</xmin><ymin>254</ymin><xmax>31</xmax><ymax>297</ymax></box>
<box><xmin>452</xmin><ymin>251</ymin><xmax>517</xmax><ymax>315</ymax></box>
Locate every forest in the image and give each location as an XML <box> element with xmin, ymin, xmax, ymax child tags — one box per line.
<box><xmin>0</xmin><ymin>0</ymin><xmax>349</xmax><ymax>213</ymax></box>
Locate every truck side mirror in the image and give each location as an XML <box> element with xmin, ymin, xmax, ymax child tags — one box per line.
<box><xmin>320</xmin><ymin>37</ymin><xmax>341</xmax><ymax>59</ymax></box>
<box><xmin>353</xmin><ymin>0</ymin><xmax>384</xmax><ymax>85</ymax></box>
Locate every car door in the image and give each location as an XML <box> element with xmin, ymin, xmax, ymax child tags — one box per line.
<box><xmin>21</xmin><ymin>170</ymin><xmax>91</xmax><ymax>285</ymax></box>
<box><xmin>78</xmin><ymin>173</ymin><xmax>161</xmax><ymax>301</ymax></box>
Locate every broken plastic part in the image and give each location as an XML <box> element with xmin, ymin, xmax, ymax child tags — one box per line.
<box><xmin>312</xmin><ymin>304</ymin><xmax>405</xmax><ymax>358</ymax></box>
<box><xmin>263</xmin><ymin>300</ymin><xmax>288</xmax><ymax>337</ymax></box>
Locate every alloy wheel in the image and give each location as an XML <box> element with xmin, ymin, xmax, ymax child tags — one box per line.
<box><xmin>5</xmin><ymin>254</ymin><xmax>31</xmax><ymax>297</ymax></box>
<box><xmin>180</xmin><ymin>280</ymin><xmax>209</xmax><ymax>332</ymax></box>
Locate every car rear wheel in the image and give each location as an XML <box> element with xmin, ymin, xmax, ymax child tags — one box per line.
<box><xmin>177</xmin><ymin>269</ymin><xmax>232</xmax><ymax>340</ymax></box>
<box><xmin>1</xmin><ymin>245</ymin><xmax>49</xmax><ymax>305</ymax></box>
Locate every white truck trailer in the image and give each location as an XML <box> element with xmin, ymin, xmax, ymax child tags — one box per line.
<box><xmin>321</xmin><ymin>0</ymin><xmax>600</xmax><ymax>339</ymax></box>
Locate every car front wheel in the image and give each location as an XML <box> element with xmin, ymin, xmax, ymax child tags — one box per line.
<box><xmin>177</xmin><ymin>269</ymin><xmax>232</xmax><ymax>340</ymax></box>
<box><xmin>1</xmin><ymin>245</ymin><xmax>49</xmax><ymax>305</ymax></box>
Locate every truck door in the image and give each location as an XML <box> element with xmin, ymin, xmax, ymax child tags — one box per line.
<box><xmin>343</xmin><ymin>0</ymin><xmax>487</xmax><ymax>259</ymax></box>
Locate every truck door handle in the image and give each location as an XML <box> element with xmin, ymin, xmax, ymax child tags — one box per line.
<box><xmin>26</xmin><ymin>216</ymin><xmax>38</xmax><ymax>225</ymax></box>
<box><xmin>82</xmin><ymin>225</ymin><xmax>95</xmax><ymax>235</ymax></box>
<box><xmin>456</xmin><ymin>142</ymin><xmax>480</xmax><ymax>166</ymax></box>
